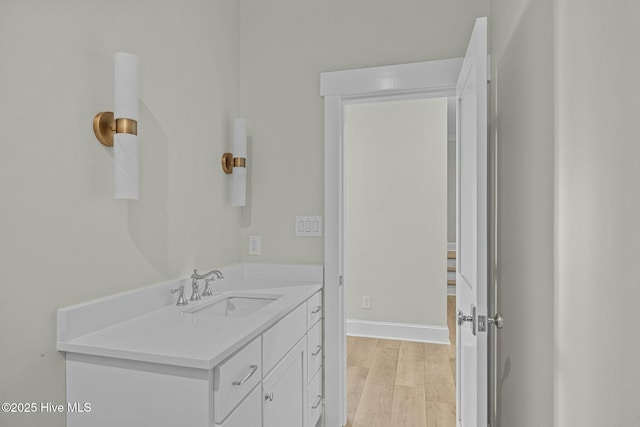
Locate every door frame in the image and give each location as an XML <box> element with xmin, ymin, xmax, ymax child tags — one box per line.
<box><xmin>321</xmin><ymin>58</ymin><xmax>463</xmax><ymax>427</ymax></box>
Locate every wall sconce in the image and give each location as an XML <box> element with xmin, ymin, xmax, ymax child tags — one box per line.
<box><xmin>93</xmin><ymin>52</ymin><xmax>139</xmax><ymax>199</ymax></box>
<box><xmin>221</xmin><ymin>119</ymin><xmax>247</xmax><ymax>206</ymax></box>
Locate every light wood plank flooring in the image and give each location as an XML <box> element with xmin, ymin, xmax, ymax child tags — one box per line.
<box><xmin>345</xmin><ymin>296</ymin><xmax>456</xmax><ymax>427</ymax></box>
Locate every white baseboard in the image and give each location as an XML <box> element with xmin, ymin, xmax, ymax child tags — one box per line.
<box><xmin>346</xmin><ymin>319</ymin><xmax>450</xmax><ymax>344</ymax></box>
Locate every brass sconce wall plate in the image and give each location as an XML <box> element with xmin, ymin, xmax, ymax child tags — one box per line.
<box><xmin>93</xmin><ymin>112</ymin><xmax>115</xmax><ymax>147</ymax></box>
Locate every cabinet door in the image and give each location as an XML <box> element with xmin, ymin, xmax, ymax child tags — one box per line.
<box><xmin>216</xmin><ymin>384</ymin><xmax>262</xmax><ymax>427</ymax></box>
<box><xmin>263</xmin><ymin>338</ymin><xmax>307</xmax><ymax>427</ymax></box>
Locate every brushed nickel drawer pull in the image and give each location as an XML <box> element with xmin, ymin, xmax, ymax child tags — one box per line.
<box><xmin>232</xmin><ymin>365</ymin><xmax>258</xmax><ymax>386</ymax></box>
<box><xmin>312</xmin><ymin>396</ymin><xmax>322</xmax><ymax>409</ymax></box>
<box><xmin>312</xmin><ymin>345</ymin><xmax>322</xmax><ymax>356</ymax></box>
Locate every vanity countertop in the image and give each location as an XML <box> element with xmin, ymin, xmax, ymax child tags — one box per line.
<box><xmin>57</xmin><ymin>267</ymin><xmax>322</xmax><ymax>370</ymax></box>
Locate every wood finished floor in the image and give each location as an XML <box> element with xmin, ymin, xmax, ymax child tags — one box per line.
<box><xmin>345</xmin><ymin>296</ymin><xmax>456</xmax><ymax>427</ymax></box>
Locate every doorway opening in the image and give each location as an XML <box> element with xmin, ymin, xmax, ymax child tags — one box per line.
<box><xmin>321</xmin><ymin>57</ymin><xmax>466</xmax><ymax>427</ymax></box>
<box><xmin>342</xmin><ymin>97</ymin><xmax>456</xmax><ymax>426</ymax></box>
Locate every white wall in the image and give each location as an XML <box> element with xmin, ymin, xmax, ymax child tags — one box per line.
<box><xmin>344</xmin><ymin>99</ymin><xmax>447</xmax><ymax>327</ymax></box>
<box><xmin>556</xmin><ymin>1</ymin><xmax>640</xmax><ymax>425</ymax></box>
<box><xmin>238</xmin><ymin>0</ymin><xmax>489</xmax><ymax>264</ymax></box>
<box><xmin>447</xmin><ymin>139</ymin><xmax>457</xmax><ymax>244</ymax></box>
<box><xmin>0</xmin><ymin>1</ymin><xmax>241</xmax><ymax>426</ymax></box>
<box><xmin>489</xmin><ymin>0</ymin><xmax>555</xmax><ymax>425</ymax></box>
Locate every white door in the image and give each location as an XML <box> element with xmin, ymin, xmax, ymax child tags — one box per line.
<box><xmin>456</xmin><ymin>17</ymin><xmax>489</xmax><ymax>427</ymax></box>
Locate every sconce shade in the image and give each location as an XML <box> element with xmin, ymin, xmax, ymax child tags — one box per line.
<box><xmin>113</xmin><ymin>52</ymin><xmax>139</xmax><ymax>199</ymax></box>
<box><xmin>114</xmin><ymin>53</ymin><xmax>138</xmax><ymax>121</ymax></box>
<box><xmin>232</xmin><ymin>118</ymin><xmax>247</xmax><ymax>206</ymax></box>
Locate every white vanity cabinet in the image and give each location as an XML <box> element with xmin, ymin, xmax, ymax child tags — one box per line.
<box><xmin>211</xmin><ymin>294</ymin><xmax>325</xmax><ymax>427</ymax></box>
<box><xmin>216</xmin><ymin>292</ymin><xmax>324</xmax><ymax>427</ymax></box>
<box><xmin>64</xmin><ymin>287</ymin><xmax>323</xmax><ymax>427</ymax></box>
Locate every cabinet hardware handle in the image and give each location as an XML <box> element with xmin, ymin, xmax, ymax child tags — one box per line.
<box><xmin>311</xmin><ymin>306</ymin><xmax>321</xmax><ymax>314</ymax></box>
<box><xmin>232</xmin><ymin>365</ymin><xmax>258</xmax><ymax>386</ymax></box>
<box><xmin>312</xmin><ymin>345</ymin><xmax>322</xmax><ymax>356</ymax></box>
<box><xmin>312</xmin><ymin>396</ymin><xmax>322</xmax><ymax>409</ymax></box>
<box><xmin>265</xmin><ymin>392</ymin><xmax>274</xmax><ymax>402</ymax></box>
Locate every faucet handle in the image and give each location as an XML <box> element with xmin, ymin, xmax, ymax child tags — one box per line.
<box><xmin>170</xmin><ymin>285</ymin><xmax>188</xmax><ymax>306</ymax></box>
<box><xmin>202</xmin><ymin>278</ymin><xmax>215</xmax><ymax>297</ymax></box>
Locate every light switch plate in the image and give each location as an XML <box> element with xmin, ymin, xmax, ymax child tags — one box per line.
<box><xmin>295</xmin><ymin>216</ymin><xmax>322</xmax><ymax>237</ymax></box>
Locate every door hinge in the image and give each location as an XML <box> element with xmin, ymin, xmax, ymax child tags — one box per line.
<box><xmin>339</xmin><ymin>275</ymin><xmax>343</xmax><ymax>286</ymax></box>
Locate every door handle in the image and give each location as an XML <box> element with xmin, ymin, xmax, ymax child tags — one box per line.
<box><xmin>457</xmin><ymin>304</ymin><xmax>477</xmax><ymax>336</ymax></box>
<box><xmin>488</xmin><ymin>313</ymin><xmax>503</xmax><ymax>329</ymax></box>
<box><xmin>457</xmin><ymin>310</ymin><xmax>473</xmax><ymax>326</ymax></box>
<box><xmin>478</xmin><ymin>313</ymin><xmax>504</xmax><ymax>332</ymax></box>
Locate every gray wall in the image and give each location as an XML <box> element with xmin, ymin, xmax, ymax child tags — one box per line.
<box><xmin>238</xmin><ymin>0</ymin><xmax>490</xmax><ymax>263</ymax></box>
<box><xmin>489</xmin><ymin>0</ymin><xmax>555</xmax><ymax>425</ymax></box>
<box><xmin>490</xmin><ymin>0</ymin><xmax>640</xmax><ymax>425</ymax></box>
<box><xmin>0</xmin><ymin>1</ymin><xmax>241</xmax><ymax>426</ymax></box>
<box><xmin>556</xmin><ymin>0</ymin><xmax>640</xmax><ymax>425</ymax></box>
<box><xmin>344</xmin><ymin>99</ymin><xmax>448</xmax><ymax>327</ymax></box>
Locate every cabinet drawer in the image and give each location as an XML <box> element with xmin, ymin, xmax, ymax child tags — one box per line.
<box><xmin>307</xmin><ymin>320</ymin><xmax>323</xmax><ymax>382</ymax></box>
<box><xmin>306</xmin><ymin>291</ymin><xmax>322</xmax><ymax>329</ymax></box>
<box><xmin>307</xmin><ymin>368</ymin><xmax>323</xmax><ymax>427</ymax></box>
<box><xmin>214</xmin><ymin>336</ymin><xmax>262</xmax><ymax>423</ymax></box>
<box><xmin>216</xmin><ymin>384</ymin><xmax>262</xmax><ymax>427</ymax></box>
<box><xmin>263</xmin><ymin>303</ymin><xmax>306</xmax><ymax>376</ymax></box>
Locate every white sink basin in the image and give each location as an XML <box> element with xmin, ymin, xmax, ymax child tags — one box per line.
<box><xmin>185</xmin><ymin>294</ymin><xmax>280</xmax><ymax>317</ymax></box>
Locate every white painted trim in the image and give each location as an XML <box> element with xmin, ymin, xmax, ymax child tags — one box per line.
<box><xmin>347</xmin><ymin>319</ymin><xmax>450</xmax><ymax>345</ymax></box>
<box><xmin>320</xmin><ymin>58</ymin><xmax>463</xmax><ymax>97</ymax></box>
<box><xmin>322</xmin><ymin>58</ymin><xmax>462</xmax><ymax>427</ymax></box>
<box><xmin>323</xmin><ymin>94</ymin><xmax>344</xmax><ymax>427</ymax></box>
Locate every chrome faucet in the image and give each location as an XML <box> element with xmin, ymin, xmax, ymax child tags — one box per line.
<box><xmin>190</xmin><ymin>269</ymin><xmax>224</xmax><ymax>300</ymax></box>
